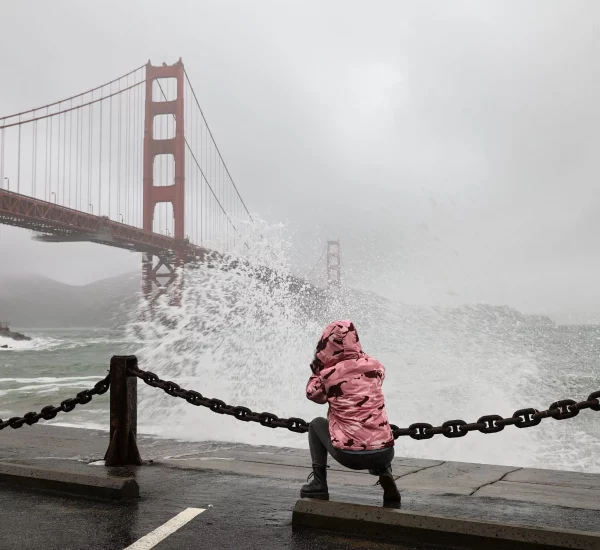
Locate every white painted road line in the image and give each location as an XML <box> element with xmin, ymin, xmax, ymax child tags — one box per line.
<box><xmin>124</xmin><ymin>507</ymin><xmax>206</xmax><ymax>550</ymax></box>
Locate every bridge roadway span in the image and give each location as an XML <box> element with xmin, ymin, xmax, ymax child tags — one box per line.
<box><xmin>1</xmin><ymin>425</ymin><xmax>599</xmax><ymax>550</ymax></box>
<box><xmin>0</xmin><ymin>188</ymin><xmax>205</xmax><ymax>258</ymax></box>
<box><xmin>0</xmin><ymin>188</ymin><xmax>321</xmax><ymax>299</ymax></box>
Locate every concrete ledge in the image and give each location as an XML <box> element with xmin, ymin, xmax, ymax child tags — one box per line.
<box><xmin>292</xmin><ymin>499</ymin><xmax>600</xmax><ymax>550</ymax></box>
<box><xmin>0</xmin><ymin>462</ymin><xmax>139</xmax><ymax>500</ymax></box>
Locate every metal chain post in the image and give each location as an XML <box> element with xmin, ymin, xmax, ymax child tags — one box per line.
<box><xmin>104</xmin><ymin>355</ymin><xmax>143</xmax><ymax>466</ymax></box>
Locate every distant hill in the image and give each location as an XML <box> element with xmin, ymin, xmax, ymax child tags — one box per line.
<box><xmin>0</xmin><ymin>269</ymin><xmax>572</xmax><ymax>332</ymax></box>
<box><xmin>0</xmin><ymin>272</ymin><xmax>140</xmax><ymax>328</ymax></box>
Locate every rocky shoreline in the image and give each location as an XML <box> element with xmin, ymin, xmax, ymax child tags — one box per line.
<box><xmin>0</xmin><ymin>327</ymin><xmax>31</xmax><ymax>343</ymax></box>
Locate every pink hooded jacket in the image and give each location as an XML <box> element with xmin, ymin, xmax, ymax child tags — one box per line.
<box><xmin>306</xmin><ymin>320</ymin><xmax>394</xmax><ymax>451</ymax></box>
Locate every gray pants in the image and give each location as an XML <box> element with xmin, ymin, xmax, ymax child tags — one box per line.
<box><xmin>308</xmin><ymin>417</ymin><xmax>394</xmax><ymax>475</ymax></box>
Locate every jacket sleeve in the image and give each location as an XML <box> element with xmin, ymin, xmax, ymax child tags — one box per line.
<box><xmin>306</xmin><ymin>374</ymin><xmax>328</xmax><ymax>404</ymax></box>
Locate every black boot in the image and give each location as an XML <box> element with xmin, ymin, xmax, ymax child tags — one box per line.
<box><xmin>377</xmin><ymin>466</ymin><xmax>401</xmax><ymax>508</ymax></box>
<box><xmin>300</xmin><ymin>465</ymin><xmax>329</xmax><ymax>500</ymax></box>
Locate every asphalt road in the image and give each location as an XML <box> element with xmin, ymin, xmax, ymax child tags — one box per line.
<box><xmin>0</xmin><ymin>462</ymin><xmax>434</xmax><ymax>550</ymax></box>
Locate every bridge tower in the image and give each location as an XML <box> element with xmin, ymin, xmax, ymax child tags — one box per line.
<box><xmin>142</xmin><ymin>59</ymin><xmax>186</xmax><ymax>304</ymax></box>
<box><xmin>326</xmin><ymin>239</ymin><xmax>341</xmax><ymax>288</ymax></box>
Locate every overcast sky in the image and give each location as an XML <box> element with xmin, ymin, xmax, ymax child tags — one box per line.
<box><xmin>2</xmin><ymin>1</ymin><xmax>600</xmax><ymax>323</ymax></box>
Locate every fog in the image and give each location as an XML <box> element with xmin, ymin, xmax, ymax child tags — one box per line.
<box><xmin>2</xmin><ymin>1</ymin><xmax>600</xmax><ymax>323</ymax></box>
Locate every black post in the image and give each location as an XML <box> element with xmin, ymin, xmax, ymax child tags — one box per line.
<box><xmin>104</xmin><ymin>355</ymin><xmax>143</xmax><ymax>466</ymax></box>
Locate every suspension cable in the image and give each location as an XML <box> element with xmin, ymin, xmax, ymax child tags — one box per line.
<box><xmin>0</xmin><ymin>82</ymin><xmax>144</xmax><ymax>131</ymax></box>
<box><xmin>184</xmin><ymin>69</ymin><xmax>253</xmax><ymax>221</ymax></box>
<box><xmin>0</xmin><ymin>64</ymin><xmax>145</xmax><ymax>123</ymax></box>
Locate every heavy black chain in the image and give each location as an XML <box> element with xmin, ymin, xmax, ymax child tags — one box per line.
<box><xmin>128</xmin><ymin>365</ymin><xmax>310</xmax><ymax>434</ymax></box>
<box><xmin>0</xmin><ymin>374</ymin><xmax>110</xmax><ymax>431</ymax></box>
<box><xmin>128</xmin><ymin>365</ymin><xmax>600</xmax><ymax>440</ymax></box>
<box><xmin>390</xmin><ymin>391</ymin><xmax>600</xmax><ymax>440</ymax></box>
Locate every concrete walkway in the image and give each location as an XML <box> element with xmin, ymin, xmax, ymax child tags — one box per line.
<box><xmin>1</xmin><ymin>425</ymin><xmax>599</xmax><ymax>549</ymax></box>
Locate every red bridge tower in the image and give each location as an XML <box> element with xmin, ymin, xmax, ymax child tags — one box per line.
<box><xmin>142</xmin><ymin>60</ymin><xmax>186</xmax><ymax>304</ymax></box>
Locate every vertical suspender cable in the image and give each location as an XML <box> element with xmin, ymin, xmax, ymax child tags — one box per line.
<box><xmin>99</xmin><ymin>93</ymin><xmax>103</xmax><ymax>215</ymax></box>
<box><xmin>62</xmin><ymin>111</ymin><xmax>66</xmax><ymax>204</ymax></box>
<box><xmin>76</xmin><ymin>101</ymin><xmax>81</xmax><ymax>210</ymax></box>
<box><xmin>57</xmin><ymin>109</ymin><xmax>62</xmax><ymax>203</ymax></box>
<box><xmin>125</xmin><ymin>76</ymin><xmax>130</xmax><ymax>224</ymax></box>
<box><xmin>135</xmin><ymin>77</ymin><xmax>138</xmax><ymax>228</ymax></box>
<box><xmin>130</xmin><ymin>82</ymin><xmax>134</xmax><ymax>226</ymax></box>
<box><xmin>88</xmin><ymin>95</ymin><xmax>93</xmax><ymax>212</ymax></box>
<box><xmin>108</xmin><ymin>87</ymin><xmax>112</xmax><ymax>219</ymax></box>
<box><xmin>140</xmin><ymin>74</ymin><xmax>143</xmax><ymax>227</ymax></box>
<box><xmin>133</xmin><ymin>76</ymin><xmax>138</xmax><ymax>227</ymax></box>
<box><xmin>68</xmin><ymin>108</ymin><xmax>72</xmax><ymax>208</ymax></box>
<box><xmin>118</xmin><ymin>89</ymin><xmax>122</xmax><ymax>222</ymax></box>
<box><xmin>57</xmin><ymin>109</ymin><xmax>61</xmax><ymax>203</ymax></box>
<box><xmin>132</xmin><ymin>80</ymin><xmax>136</xmax><ymax>227</ymax></box>
<box><xmin>80</xmin><ymin>97</ymin><xmax>84</xmax><ymax>210</ymax></box>
<box><xmin>32</xmin><ymin>120</ymin><xmax>37</xmax><ymax>197</ymax></box>
<box><xmin>49</xmin><ymin>114</ymin><xmax>53</xmax><ymax>201</ymax></box>
<box><xmin>44</xmin><ymin>110</ymin><xmax>48</xmax><ymax>201</ymax></box>
<box><xmin>132</xmin><ymin>76</ymin><xmax>135</xmax><ymax>226</ymax></box>
<box><xmin>17</xmin><ymin>117</ymin><xmax>21</xmax><ymax>193</ymax></box>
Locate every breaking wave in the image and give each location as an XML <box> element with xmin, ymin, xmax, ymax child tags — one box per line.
<box><xmin>127</xmin><ymin>219</ymin><xmax>600</xmax><ymax>473</ymax></box>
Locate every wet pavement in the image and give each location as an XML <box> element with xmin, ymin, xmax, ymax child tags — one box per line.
<box><xmin>0</xmin><ymin>460</ymin><xmax>439</xmax><ymax>550</ymax></box>
<box><xmin>1</xmin><ymin>425</ymin><xmax>600</xmax><ymax>549</ymax></box>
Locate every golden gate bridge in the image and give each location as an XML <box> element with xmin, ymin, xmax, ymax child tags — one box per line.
<box><xmin>0</xmin><ymin>59</ymin><xmax>341</xmax><ymax>303</ymax></box>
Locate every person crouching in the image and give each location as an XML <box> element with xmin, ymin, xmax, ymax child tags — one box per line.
<box><xmin>301</xmin><ymin>320</ymin><xmax>401</xmax><ymax>508</ymax></box>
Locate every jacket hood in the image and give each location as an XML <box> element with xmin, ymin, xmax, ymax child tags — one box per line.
<box><xmin>310</xmin><ymin>320</ymin><xmax>363</xmax><ymax>372</ymax></box>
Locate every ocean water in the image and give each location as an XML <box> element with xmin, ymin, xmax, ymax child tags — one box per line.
<box><xmin>1</xmin><ymin>225</ymin><xmax>599</xmax><ymax>473</ymax></box>
<box><xmin>2</xmin><ymin>316</ymin><xmax>599</xmax><ymax>473</ymax></box>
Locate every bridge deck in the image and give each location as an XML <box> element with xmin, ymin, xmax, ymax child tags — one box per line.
<box><xmin>0</xmin><ymin>188</ymin><xmax>208</xmax><ymax>260</ymax></box>
<box><xmin>0</xmin><ymin>188</ymin><xmax>322</xmax><ymax>301</ymax></box>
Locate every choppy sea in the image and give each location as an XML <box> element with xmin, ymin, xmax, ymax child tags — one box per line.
<box><xmin>2</xmin><ymin>316</ymin><xmax>599</xmax><ymax>474</ymax></box>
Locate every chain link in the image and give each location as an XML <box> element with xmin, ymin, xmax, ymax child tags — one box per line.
<box><xmin>0</xmin><ymin>374</ymin><xmax>110</xmax><ymax>431</ymax></box>
<box><xmin>128</xmin><ymin>365</ymin><xmax>600</xmax><ymax>440</ymax></box>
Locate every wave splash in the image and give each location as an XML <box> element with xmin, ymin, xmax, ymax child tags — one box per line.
<box><xmin>126</xmin><ymin>219</ymin><xmax>600</xmax><ymax>473</ymax></box>
<box><xmin>0</xmin><ymin>336</ymin><xmax>62</xmax><ymax>352</ymax></box>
